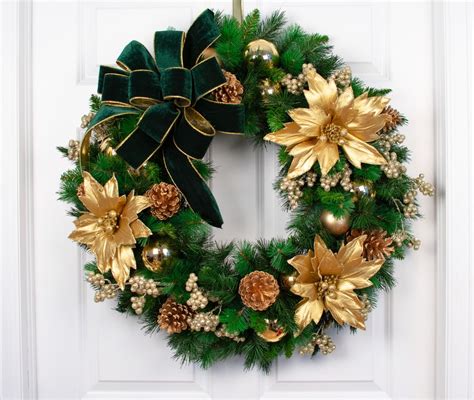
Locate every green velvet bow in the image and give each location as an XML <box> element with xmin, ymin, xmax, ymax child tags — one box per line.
<box><xmin>81</xmin><ymin>9</ymin><xmax>245</xmax><ymax>227</ymax></box>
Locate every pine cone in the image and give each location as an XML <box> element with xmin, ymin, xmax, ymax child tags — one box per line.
<box><xmin>213</xmin><ymin>70</ymin><xmax>243</xmax><ymax>104</ymax></box>
<box><xmin>347</xmin><ymin>229</ymin><xmax>395</xmax><ymax>260</ymax></box>
<box><xmin>146</xmin><ymin>183</ymin><xmax>181</xmax><ymax>220</ymax></box>
<box><xmin>382</xmin><ymin>106</ymin><xmax>402</xmax><ymax>132</ymax></box>
<box><xmin>238</xmin><ymin>271</ymin><xmax>279</xmax><ymax>311</ymax></box>
<box><xmin>157</xmin><ymin>298</ymin><xmax>193</xmax><ymax>334</ymax></box>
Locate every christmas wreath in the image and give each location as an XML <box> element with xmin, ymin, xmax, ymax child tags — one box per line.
<box><xmin>59</xmin><ymin>9</ymin><xmax>434</xmax><ymax>371</ymax></box>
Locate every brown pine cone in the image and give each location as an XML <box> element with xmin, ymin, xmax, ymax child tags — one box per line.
<box><xmin>146</xmin><ymin>182</ymin><xmax>181</xmax><ymax>220</ymax></box>
<box><xmin>347</xmin><ymin>229</ymin><xmax>395</xmax><ymax>260</ymax></box>
<box><xmin>213</xmin><ymin>70</ymin><xmax>243</xmax><ymax>104</ymax></box>
<box><xmin>238</xmin><ymin>271</ymin><xmax>280</xmax><ymax>311</ymax></box>
<box><xmin>382</xmin><ymin>106</ymin><xmax>402</xmax><ymax>132</ymax></box>
<box><xmin>157</xmin><ymin>298</ymin><xmax>193</xmax><ymax>334</ymax></box>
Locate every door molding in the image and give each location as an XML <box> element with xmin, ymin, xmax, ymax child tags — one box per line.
<box><xmin>1</xmin><ymin>1</ymin><xmax>473</xmax><ymax>399</ymax></box>
<box><xmin>433</xmin><ymin>2</ymin><xmax>474</xmax><ymax>399</ymax></box>
<box><xmin>0</xmin><ymin>0</ymin><xmax>37</xmax><ymax>399</ymax></box>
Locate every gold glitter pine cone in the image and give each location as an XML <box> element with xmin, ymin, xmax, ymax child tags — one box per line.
<box><xmin>238</xmin><ymin>271</ymin><xmax>280</xmax><ymax>311</ymax></box>
<box><xmin>382</xmin><ymin>106</ymin><xmax>402</xmax><ymax>132</ymax></box>
<box><xmin>347</xmin><ymin>229</ymin><xmax>395</xmax><ymax>260</ymax></box>
<box><xmin>146</xmin><ymin>182</ymin><xmax>181</xmax><ymax>220</ymax></box>
<box><xmin>213</xmin><ymin>70</ymin><xmax>243</xmax><ymax>104</ymax></box>
<box><xmin>157</xmin><ymin>298</ymin><xmax>193</xmax><ymax>334</ymax></box>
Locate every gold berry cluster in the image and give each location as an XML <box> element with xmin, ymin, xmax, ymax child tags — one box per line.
<box><xmin>280</xmin><ymin>63</ymin><xmax>316</xmax><ymax>95</ymax></box>
<box><xmin>185</xmin><ymin>273</ymin><xmax>209</xmax><ymax>310</ymax></box>
<box><xmin>320</xmin><ymin>165</ymin><xmax>352</xmax><ymax>192</ymax></box>
<box><xmin>329</xmin><ymin>65</ymin><xmax>352</xmax><ymax>92</ymax></box>
<box><xmin>280</xmin><ymin>171</ymin><xmax>317</xmax><ymax>210</ymax></box>
<box><xmin>87</xmin><ymin>272</ymin><xmax>119</xmax><ymax>302</ymax></box>
<box><xmin>187</xmin><ymin>312</ymin><xmax>219</xmax><ymax>332</ymax></box>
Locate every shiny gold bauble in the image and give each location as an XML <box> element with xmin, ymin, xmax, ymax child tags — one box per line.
<box><xmin>141</xmin><ymin>239</ymin><xmax>173</xmax><ymax>272</ymax></box>
<box><xmin>281</xmin><ymin>272</ymin><xmax>298</xmax><ymax>290</ymax></box>
<box><xmin>351</xmin><ymin>180</ymin><xmax>375</xmax><ymax>201</ymax></box>
<box><xmin>260</xmin><ymin>79</ymin><xmax>280</xmax><ymax>99</ymax></box>
<box><xmin>199</xmin><ymin>47</ymin><xmax>222</xmax><ymax>65</ymax></box>
<box><xmin>320</xmin><ymin>210</ymin><xmax>351</xmax><ymax>236</ymax></box>
<box><xmin>245</xmin><ymin>39</ymin><xmax>279</xmax><ymax>67</ymax></box>
<box><xmin>257</xmin><ymin>319</ymin><xmax>287</xmax><ymax>342</ymax></box>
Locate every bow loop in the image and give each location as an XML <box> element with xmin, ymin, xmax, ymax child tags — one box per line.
<box><xmin>192</xmin><ymin>57</ymin><xmax>226</xmax><ymax>102</ymax></box>
<box><xmin>154</xmin><ymin>31</ymin><xmax>185</xmax><ymax>69</ymax></box>
<box><xmin>98</xmin><ymin>66</ymin><xmax>128</xmax><ymax>94</ymax></box>
<box><xmin>195</xmin><ymin>99</ymin><xmax>245</xmax><ymax>134</ymax></box>
<box><xmin>174</xmin><ymin>108</ymin><xmax>215</xmax><ymax>160</ymax></box>
<box><xmin>101</xmin><ymin>73</ymin><xmax>130</xmax><ymax>106</ymax></box>
<box><xmin>160</xmin><ymin>68</ymin><xmax>192</xmax><ymax>107</ymax></box>
<box><xmin>128</xmin><ymin>70</ymin><xmax>162</xmax><ymax>108</ymax></box>
<box><xmin>117</xmin><ymin>40</ymin><xmax>157</xmax><ymax>72</ymax></box>
<box><xmin>183</xmin><ymin>9</ymin><xmax>220</xmax><ymax>66</ymax></box>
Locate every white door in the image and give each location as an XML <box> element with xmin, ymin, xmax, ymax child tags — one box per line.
<box><xmin>2</xmin><ymin>1</ymin><xmax>473</xmax><ymax>399</ymax></box>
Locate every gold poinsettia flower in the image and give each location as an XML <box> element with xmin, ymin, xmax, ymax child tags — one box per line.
<box><xmin>69</xmin><ymin>172</ymin><xmax>152</xmax><ymax>289</ymax></box>
<box><xmin>288</xmin><ymin>235</ymin><xmax>384</xmax><ymax>330</ymax></box>
<box><xmin>264</xmin><ymin>70</ymin><xmax>389</xmax><ymax>178</ymax></box>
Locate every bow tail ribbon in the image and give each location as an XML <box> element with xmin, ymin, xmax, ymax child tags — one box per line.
<box><xmin>163</xmin><ymin>107</ymin><xmax>223</xmax><ymax>227</ymax></box>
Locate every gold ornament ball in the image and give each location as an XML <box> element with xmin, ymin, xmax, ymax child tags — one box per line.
<box><xmin>257</xmin><ymin>319</ymin><xmax>287</xmax><ymax>343</ymax></box>
<box><xmin>351</xmin><ymin>180</ymin><xmax>375</xmax><ymax>201</ymax></box>
<box><xmin>281</xmin><ymin>272</ymin><xmax>298</xmax><ymax>290</ymax></box>
<box><xmin>320</xmin><ymin>210</ymin><xmax>351</xmax><ymax>236</ymax></box>
<box><xmin>260</xmin><ymin>79</ymin><xmax>280</xmax><ymax>99</ymax></box>
<box><xmin>141</xmin><ymin>239</ymin><xmax>173</xmax><ymax>272</ymax></box>
<box><xmin>245</xmin><ymin>39</ymin><xmax>279</xmax><ymax>67</ymax></box>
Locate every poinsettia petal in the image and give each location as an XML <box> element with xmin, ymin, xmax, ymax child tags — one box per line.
<box><xmin>91</xmin><ymin>234</ymin><xmax>117</xmax><ymax>272</ymax></box>
<box><xmin>347</xmin><ymin>113</ymin><xmax>387</xmax><ymax>142</ymax></box>
<box><xmin>342</xmin><ymin>259</ymin><xmax>384</xmax><ymax>288</ymax></box>
<box><xmin>291</xmin><ymin>282</ymin><xmax>318</xmax><ymax>300</ymax></box>
<box><xmin>337</xmin><ymin>236</ymin><xmax>366</xmax><ymax>265</ymax></box>
<box><xmin>288</xmin><ymin>252</ymin><xmax>314</xmax><ymax>275</ymax></box>
<box><xmin>120</xmin><ymin>193</ymin><xmax>150</xmax><ymax>222</ymax></box>
<box><xmin>333</xmin><ymin>87</ymin><xmax>355</xmax><ymax>126</ymax></box>
<box><xmin>325</xmin><ymin>290</ymin><xmax>365</xmax><ymax>329</ymax></box>
<box><xmin>96</xmin><ymin>254</ymin><xmax>112</xmax><ymax>274</ymax></box>
<box><xmin>304</xmin><ymin>71</ymin><xmax>338</xmax><ymax>114</ymax></box>
<box><xmin>353</xmin><ymin>92</ymin><xmax>390</xmax><ymax>116</ymax></box>
<box><xmin>317</xmin><ymin>249</ymin><xmax>343</xmax><ymax>276</ymax></box>
<box><xmin>287</xmin><ymin>149</ymin><xmax>319</xmax><ymax>179</ymax></box>
<box><xmin>113</xmin><ymin>217</ymin><xmax>136</xmax><ymax>246</ymax></box>
<box><xmin>294</xmin><ymin>298</ymin><xmax>324</xmax><ymax>331</ymax></box>
<box><xmin>68</xmin><ymin>213</ymin><xmax>99</xmax><ymax>245</ymax></box>
<box><xmin>103</xmin><ymin>174</ymin><xmax>119</xmax><ymax>198</ymax></box>
<box><xmin>288</xmin><ymin>138</ymin><xmax>320</xmax><ymax>156</ymax></box>
<box><xmin>264</xmin><ymin>123</ymin><xmax>309</xmax><ymax>148</ymax></box>
<box><xmin>80</xmin><ymin>172</ymin><xmax>126</xmax><ymax>216</ymax></box>
<box><xmin>130</xmin><ymin>219</ymin><xmax>152</xmax><ymax>239</ymax></box>
<box><xmin>312</xmin><ymin>235</ymin><xmax>331</xmax><ymax>266</ymax></box>
<box><xmin>317</xmin><ymin>142</ymin><xmax>339</xmax><ymax>176</ymax></box>
<box><xmin>111</xmin><ymin>245</ymin><xmax>136</xmax><ymax>290</ymax></box>
<box><xmin>289</xmin><ymin>107</ymin><xmax>330</xmax><ymax>135</ymax></box>
<box><xmin>342</xmin><ymin>134</ymin><xmax>387</xmax><ymax>169</ymax></box>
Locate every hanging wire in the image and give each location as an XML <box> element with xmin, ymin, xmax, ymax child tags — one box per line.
<box><xmin>233</xmin><ymin>0</ymin><xmax>243</xmax><ymax>23</ymax></box>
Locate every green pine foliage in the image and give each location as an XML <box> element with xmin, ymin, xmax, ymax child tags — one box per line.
<box><xmin>58</xmin><ymin>9</ymin><xmax>425</xmax><ymax>372</ymax></box>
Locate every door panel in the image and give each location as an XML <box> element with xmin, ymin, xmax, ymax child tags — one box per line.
<box><xmin>32</xmin><ymin>1</ymin><xmax>435</xmax><ymax>399</ymax></box>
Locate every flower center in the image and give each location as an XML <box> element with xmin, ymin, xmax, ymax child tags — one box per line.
<box><xmin>320</xmin><ymin>123</ymin><xmax>348</xmax><ymax>145</ymax></box>
<box><xmin>97</xmin><ymin>210</ymin><xmax>119</xmax><ymax>234</ymax></box>
<box><xmin>317</xmin><ymin>275</ymin><xmax>338</xmax><ymax>299</ymax></box>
